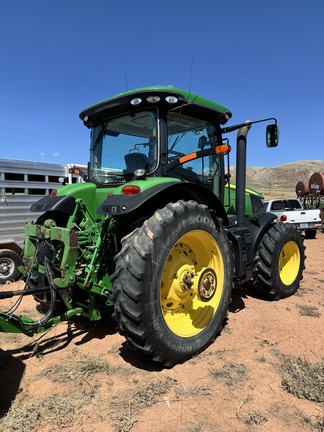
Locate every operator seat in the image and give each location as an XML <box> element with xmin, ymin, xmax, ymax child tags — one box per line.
<box><xmin>124</xmin><ymin>153</ymin><xmax>149</xmax><ymax>178</ymax></box>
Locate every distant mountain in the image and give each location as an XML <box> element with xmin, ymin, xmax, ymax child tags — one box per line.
<box><xmin>229</xmin><ymin>160</ymin><xmax>324</xmax><ymax>199</ymax></box>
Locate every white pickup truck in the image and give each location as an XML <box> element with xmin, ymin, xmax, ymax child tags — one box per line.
<box><xmin>263</xmin><ymin>198</ymin><xmax>322</xmax><ymax>239</ymax></box>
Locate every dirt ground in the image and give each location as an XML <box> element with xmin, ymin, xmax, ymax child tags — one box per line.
<box><xmin>0</xmin><ymin>232</ymin><xmax>323</xmax><ymax>432</ymax></box>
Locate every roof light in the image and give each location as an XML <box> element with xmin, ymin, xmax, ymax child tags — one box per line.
<box><xmin>122</xmin><ymin>185</ymin><xmax>141</xmax><ymax>195</ymax></box>
<box><xmin>130</xmin><ymin>97</ymin><xmax>142</xmax><ymax>106</ymax></box>
<box><xmin>147</xmin><ymin>95</ymin><xmax>160</xmax><ymax>103</ymax></box>
<box><xmin>165</xmin><ymin>95</ymin><xmax>178</xmax><ymax>104</ymax></box>
<box><xmin>83</xmin><ymin>115</ymin><xmax>88</xmax><ymax>122</ymax></box>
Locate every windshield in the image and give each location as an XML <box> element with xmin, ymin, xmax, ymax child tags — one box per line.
<box><xmin>89</xmin><ymin>109</ymin><xmax>158</xmax><ymax>184</ymax></box>
<box><xmin>167</xmin><ymin>111</ymin><xmax>222</xmax><ymax>193</ymax></box>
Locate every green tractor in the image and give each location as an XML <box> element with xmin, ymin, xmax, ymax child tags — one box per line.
<box><xmin>0</xmin><ymin>87</ymin><xmax>305</xmax><ymax>366</ymax></box>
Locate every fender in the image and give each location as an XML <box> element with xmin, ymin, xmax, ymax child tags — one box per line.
<box><xmin>228</xmin><ymin>212</ymin><xmax>277</xmax><ymax>282</ymax></box>
<box><xmin>247</xmin><ymin>212</ymin><xmax>278</xmax><ymax>254</ymax></box>
<box><xmin>97</xmin><ymin>181</ymin><xmax>229</xmax><ymax>224</ymax></box>
<box><xmin>30</xmin><ymin>195</ymin><xmax>76</xmax><ymax>214</ymax></box>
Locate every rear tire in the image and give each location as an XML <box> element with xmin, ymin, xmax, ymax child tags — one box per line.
<box><xmin>253</xmin><ymin>222</ymin><xmax>305</xmax><ymax>300</ymax></box>
<box><xmin>111</xmin><ymin>200</ymin><xmax>233</xmax><ymax>367</ymax></box>
<box><xmin>0</xmin><ymin>250</ymin><xmax>22</xmax><ymax>284</ymax></box>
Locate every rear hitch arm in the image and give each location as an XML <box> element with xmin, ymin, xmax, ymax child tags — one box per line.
<box><xmin>0</xmin><ymin>307</ymin><xmax>84</xmax><ymax>335</ymax></box>
<box><xmin>0</xmin><ymin>285</ymin><xmax>50</xmax><ymax>300</ymax></box>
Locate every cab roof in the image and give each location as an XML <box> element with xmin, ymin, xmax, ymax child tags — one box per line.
<box><xmin>80</xmin><ymin>86</ymin><xmax>232</xmax><ymax>128</ymax></box>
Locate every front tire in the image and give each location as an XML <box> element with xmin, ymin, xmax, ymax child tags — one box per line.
<box><xmin>111</xmin><ymin>200</ymin><xmax>233</xmax><ymax>367</ymax></box>
<box><xmin>253</xmin><ymin>222</ymin><xmax>305</xmax><ymax>300</ymax></box>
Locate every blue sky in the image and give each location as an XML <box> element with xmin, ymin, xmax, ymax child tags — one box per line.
<box><xmin>1</xmin><ymin>0</ymin><xmax>323</xmax><ymax>168</ymax></box>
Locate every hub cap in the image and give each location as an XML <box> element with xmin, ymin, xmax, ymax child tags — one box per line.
<box><xmin>160</xmin><ymin>230</ymin><xmax>225</xmax><ymax>337</ymax></box>
<box><xmin>0</xmin><ymin>257</ymin><xmax>14</xmax><ymax>278</ymax></box>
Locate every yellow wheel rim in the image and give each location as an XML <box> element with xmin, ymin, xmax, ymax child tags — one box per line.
<box><xmin>279</xmin><ymin>241</ymin><xmax>300</xmax><ymax>285</ymax></box>
<box><xmin>160</xmin><ymin>230</ymin><xmax>225</xmax><ymax>338</ymax></box>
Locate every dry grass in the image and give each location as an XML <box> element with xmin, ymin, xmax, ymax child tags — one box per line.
<box><xmin>280</xmin><ymin>356</ymin><xmax>324</xmax><ymax>403</ymax></box>
<box><xmin>0</xmin><ymin>349</ymin><xmax>124</xmax><ymax>431</ymax></box>
<box><xmin>235</xmin><ymin>394</ymin><xmax>268</xmax><ymax>426</ymax></box>
<box><xmin>175</xmin><ymin>384</ymin><xmax>211</xmax><ymax>397</ymax></box>
<box><xmin>296</xmin><ymin>409</ymin><xmax>324</xmax><ymax>432</ymax></box>
<box><xmin>0</xmin><ymin>394</ymin><xmax>77</xmax><ymax>432</ymax></box>
<box><xmin>244</xmin><ymin>410</ymin><xmax>268</xmax><ymax>426</ymax></box>
<box><xmin>209</xmin><ymin>362</ymin><xmax>247</xmax><ymax>386</ymax></box>
<box><xmin>0</xmin><ymin>360</ymin><xmax>177</xmax><ymax>432</ymax></box>
<box><xmin>109</xmin><ymin>377</ymin><xmax>177</xmax><ymax>432</ymax></box>
<box><xmin>41</xmin><ymin>349</ymin><xmax>117</xmax><ymax>383</ymax></box>
<box><xmin>298</xmin><ymin>304</ymin><xmax>321</xmax><ymax>317</ymax></box>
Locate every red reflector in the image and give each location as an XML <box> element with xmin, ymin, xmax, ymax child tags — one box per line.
<box><xmin>280</xmin><ymin>215</ymin><xmax>287</xmax><ymax>222</ymax></box>
<box><xmin>122</xmin><ymin>185</ymin><xmax>141</xmax><ymax>195</ymax></box>
<box><xmin>50</xmin><ymin>189</ymin><xmax>58</xmax><ymax>197</ymax></box>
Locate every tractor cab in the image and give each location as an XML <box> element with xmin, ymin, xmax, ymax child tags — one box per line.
<box><xmin>81</xmin><ymin>87</ymin><xmax>232</xmax><ymax>199</ymax></box>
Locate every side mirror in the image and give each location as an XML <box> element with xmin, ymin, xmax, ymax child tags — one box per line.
<box><xmin>266</xmin><ymin>124</ymin><xmax>279</xmax><ymax>147</ymax></box>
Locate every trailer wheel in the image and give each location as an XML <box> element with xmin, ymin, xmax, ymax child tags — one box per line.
<box><xmin>253</xmin><ymin>223</ymin><xmax>305</xmax><ymax>300</ymax></box>
<box><xmin>0</xmin><ymin>249</ymin><xmax>22</xmax><ymax>284</ymax></box>
<box><xmin>111</xmin><ymin>200</ymin><xmax>233</xmax><ymax>367</ymax></box>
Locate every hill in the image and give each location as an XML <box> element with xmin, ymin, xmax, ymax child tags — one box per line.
<box><xmin>230</xmin><ymin>160</ymin><xmax>324</xmax><ymax>200</ymax></box>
